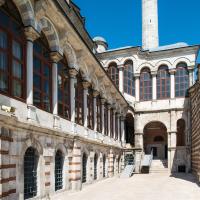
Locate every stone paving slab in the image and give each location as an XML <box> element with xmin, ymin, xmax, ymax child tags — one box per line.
<box><xmin>54</xmin><ymin>174</ymin><xmax>200</xmax><ymax>200</ymax></box>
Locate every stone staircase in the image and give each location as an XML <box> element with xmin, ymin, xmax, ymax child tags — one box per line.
<box><xmin>149</xmin><ymin>159</ymin><xmax>169</xmax><ymax>174</ymax></box>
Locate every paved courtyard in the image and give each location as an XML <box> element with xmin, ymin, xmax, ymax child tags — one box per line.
<box><xmin>54</xmin><ymin>173</ymin><xmax>200</xmax><ymax>200</ymax></box>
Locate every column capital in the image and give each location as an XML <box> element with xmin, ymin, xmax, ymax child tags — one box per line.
<box><xmin>0</xmin><ymin>0</ymin><xmax>5</xmax><ymax>6</ymax></box>
<box><xmin>134</xmin><ymin>73</ymin><xmax>140</xmax><ymax>78</ymax></box>
<box><xmin>120</xmin><ymin>116</ymin><xmax>125</xmax><ymax>121</ymax></box>
<box><xmin>117</xmin><ymin>64</ymin><xmax>124</xmax><ymax>70</ymax></box>
<box><xmin>24</xmin><ymin>26</ymin><xmax>40</xmax><ymax>42</ymax></box>
<box><xmin>93</xmin><ymin>90</ymin><xmax>100</xmax><ymax>97</ymax></box>
<box><xmin>101</xmin><ymin>98</ymin><xmax>106</xmax><ymax>105</ymax></box>
<box><xmin>50</xmin><ymin>52</ymin><xmax>62</xmax><ymax>63</ymax></box>
<box><xmin>69</xmin><ymin>68</ymin><xmax>78</xmax><ymax>78</ymax></box>
<box><xmin>188</xmin><ymin>66</ymin><xmax>195</xmax><ymax>72</ymax></box>
<box><xmin>169</xmin><ymin>69</ymin><xmax>176</xmax><ymax>75</ymax></box>
<box><xmin>151</xmin><ymin>71</ymin><xmax>157</xmax><ymax>76</ymax></box>
<box><xmin>82</xmin><ymin>81</ymin><xmax>91</xmax><ymax>89</ymax></box>
<box><xmin>117</xmin><ymin>113</ymin><xmax>121</xmax><ymax>117</ymax></box>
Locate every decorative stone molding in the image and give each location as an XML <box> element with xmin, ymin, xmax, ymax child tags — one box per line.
<box><xmin>93</xmin><ymin>90</ymin><xmax>100</xmax><ymax>97</ymax></box>
<box><xmin>53</xmin><ymin>115</ymin><xmax>61</xmax><ymax>129</ymax></box>
<box><xmin>69</xmin><ymin>68</ymin><xmax>78</xmax><ymax>78</ymax></box>
<box><xmin>100</xmin><ymin>98</ymin><xmax>106</xmax><ymax>105</ymax></box>
<box><xmin>169</xmin><ymin>69</ymin><xmax>176</xmax><ymax>75</ymax></box>
<box><xmin>82</xmin><ymin>81</ymin><xmax>91</xmax><ymax>89</ymax></box>
<box><xmin>117</xmin><ymin>64</ymin><xmax>124</xmax><ymax>70</ymax></box>
<box><xmin>0</xmin><ymin>0</ymin><xmax>5</xmax><ymax>6</ymax></box>
<box><xmin>27</xmin><ymin>104</ymin><xmax>37</xmax><ymax>122</ymax></box>
<box><xmin>24</xmin><ymin>26</ymin><xmax>40</xmax><ymax>42</ymax></box>
<box><xmin>134</xmin><ymin>73</ymin><xmax>140</xmax><ymax>78</ymax></box>
<box><xmin>50</xmin><ymin>51</ymin><xmax>62</xmax><ymax>63</ymax></box>
<box><xmin>151</xmin><ymin>71</ymin><xmax>157</xmax><ymax>76</ymax></box>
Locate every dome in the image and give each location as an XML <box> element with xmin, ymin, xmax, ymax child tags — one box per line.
<box><xmin>93</xmin><ymin>36</ymin><xmax>107</xmax><ymax>44</ymax></box>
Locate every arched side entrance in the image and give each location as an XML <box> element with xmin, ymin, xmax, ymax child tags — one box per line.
<box><xmin>144</xmin><ymin>121</ymin><xmax>168</xmax><ymax>160</ymax></box>
<box><xmin>125</xmin><ymin>113</ymin><xmax>134</xmax><ymax>145</ymax></box>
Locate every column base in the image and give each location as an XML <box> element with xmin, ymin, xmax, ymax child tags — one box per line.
<box><xmin>27</xmin><ymin>104</ymin><xmax>36</xmax><ymax>122</ymax></box>
<box><xmin>53</xmin><ymin>115</ymin><xmax>61</xmax><ymax>129</ymax></box>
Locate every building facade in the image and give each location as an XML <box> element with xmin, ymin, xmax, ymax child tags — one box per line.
<box><xmin>0</xmin><ymin>0</ymin><xmax>199</xmax><ymax>200</ymax></box>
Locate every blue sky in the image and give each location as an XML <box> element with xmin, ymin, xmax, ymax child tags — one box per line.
<box><xmin>73</xmin><ymin>0</ymin><xmax>200</xmax><ymax>50</ymax></box>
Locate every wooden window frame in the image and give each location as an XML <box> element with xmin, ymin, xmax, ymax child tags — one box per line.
<box><xmin>0</xmin><ymin>7</ymin><xmax>26</xmax><ymax>101</ymax></box>
<box><xmin>115</xmin><ymin>114</ymin><xmax>118</xmax><ymax>140</ymax></box>
<box><xmin>110</xmin><ymin>108</ymin><xmax>113</xmax><ymax>138</ymax></box>
<box><xmin>108</xmin><ymin>63</ymin><xmax>119</xmax><ymax>88</ymax></box>
<box><xmin>157</xmin><ymin>65</ymin><xmax>170</xmax><ymax>99</ymax></box>
<box><xmin>104</xmin><ymin>103</ymin><xmax>108</xmax><ymax>136</ymax></box>
<box><xmin>96</xmin><ymin>95</ymin><xmax>102</xmax><ymax>133</ymax></box>
<box><xmin>87</xmin><ymin>87</ymin><xmax>94</xmax><ymax>129</ymax></box>
<box><xmin>140</xmin><ymin>68</ymin><xmax>152</xmax><ymax>101</ymax></box>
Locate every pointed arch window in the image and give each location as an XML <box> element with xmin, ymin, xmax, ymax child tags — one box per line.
<box><xmin>140</xmin><ymin>68</ymin><xmax>152</xmax><ymax>101</ymax></box>
<box><xmin>124</xmin><ymin>60</ymin><xmax>135</xmax><ymax>96</ymax></box>
<box><xmin>55</xmin><ymin>150</ymin><xmax>64</xmax><ymax>191</ymax></box>
<box><xmin>33</xmin><ymin>34</ymin><xmax>52</xmax><ymax>112</ymax></box>
<box><xmin>58</xmin><ymin>58</ymin><xmax>70</xmax><ymax>119</ymax></box>
<box><xmin>87</xmin><ymin>87</ymin><xmax>94</xmax><ymax>129</ymax></box>
<box><xmin>157</xmin><ymin>65</ymin><xmax>170</xmax><ymax>99</ymax></box>
<box><xmin>0</xmin><ymin>4</ymin><xmax>26</xmax><ymax>100</ymax></box>
<box><xmin>175</xmin><ymin>63</ymin><xmax>189</xmax><ymax>97</ymax></box>
<box><xmin>108</xmin><ymin>62</ymin><xmax>119</xmax><ymax>88</ymax></box>
<box><xmin>24</xmin><ymin>147</ymin><xmax>38</xmax><ymax>199</ymax></box>
<box><xmin>75</xmin><ymin>72</ymin><xmax>84</xmax><ymax>125</ymax></box>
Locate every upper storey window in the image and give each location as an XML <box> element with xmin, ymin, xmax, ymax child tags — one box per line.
<box><xmin>0</xmin><ymin>4</ymin><xmax>26</xmax><ymax>100</ymax></box>
<box><xmin>87</xmin><ymin>87</ymin><xmax>94</xmax><ymax>129</ymax></box>
<box><xmin>58</xmin><ymin>58</ymin><xmax>70</xmax><ymax>120</ymax></box>
<box><xmin>108</xmin><ymin>62</ymin><xmax>119</xmax><ymax>88</ymax></box>
<box><xmin>140</xmin><ymin>68</ymin><xmax>152</xmax><ymax>101</ymax></box>
<box><xmin>157</xmin><ymin>65</ymin><xmax>170</xmax><ymax>99</ymax></box>
<box><xmin>33</xmin><ymin>35</ymin><xmax>52</xmax><ymax>112</ymax></box>
<box><xmin>75</xmin><ymin>72</ymin><xmax>84</xmax><ymax>125</ymax></box>
<box><xmin>124</xmin><ymin>60</ymin><xmax>135</xmax><ymax>96</ymax></box>
<box><xmin>96</xmin><ymin>95</ymin><xmax>102</xmax><ymax>133</ymax></box>
<box><xmin>175</xmin><ymin>63</ymin><xmax>189</xmax><ymax>97</ymax></box>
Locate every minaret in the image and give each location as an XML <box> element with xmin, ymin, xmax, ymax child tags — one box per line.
<box><xmin>142</xmin><ymin>0</ymin><xmax>159</xmax><ymax>49</ymax></box>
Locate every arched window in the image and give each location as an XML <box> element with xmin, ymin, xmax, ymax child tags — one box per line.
<box><xmin>94</xmin><ymin>153</ymin><xmax>98</xmax><ymax>180</ymax></box>
<box><xmin>96</xmin><ymin>95</ymin><xmax>102</xmax><ymax>132</ymax></box>
<box><xmin>75</xmin><ymin>72</ymin><xmax>84</xmax><ymax>125</ymax></box>
<box><xmin>108</xmin><ymin>62</ymin><xmax>119</xmax><ymax>88</ymax></box>
<box><xmin>157</xmin><ymin>65</ymin><xmax>170</xmax><ymax>99</ymax></box>
<box><xmin>33</xmin><ymin>34</ymin><xmax>51</xmax><ymax>112</ymax></box>
<box><xmin>175</xmin><ymin>63</ymin><xmax>189</xmax><ymax>97</ymax></box>
<box><xmin>110</xmin><ymin>108</ymin><xmax>114</xmax><ymax>138</ymax></box>
<box><xmin>124</xmin><ymin>60</ymin><xmax>135</xmax><ymax>96</ymax></box>
<box><xmin>177</xmin><ymin>119</ymin><xmax>185</xmax><ymax>146</ymax></box>
<box><xmin>0</xmin><ymin>2</ymin><xmax>26</xmax><ymax>100</ymax></box>
<box><xmin>24</xmin><ymin>147</ymin><xmax>38</xmax><ymax>199</ymax></box>
<box><xmin>140</xmin><ymin>68</ymin><xmax>152</xmax><ymax>101</ymax></box>
<box><xmin>58</xmin><ymin>58</ymin><xmax>70</xmax><ymax>119</ymax></box>
<box><xmin>103</xmin><ymin>155</ymin><xmax>106</xmax><ymax>178</ymax></box>
<box><xmin>104</xmin><ymin>103</ymin><xmax>108</xmax><ymax>136</ymax></box>
<box><xmin>115</xmin><ymin>114</ymin><xmax>118</xmax><ymax>140</ymax></box>
<box><xmin>82</xmin><ymin>153</ymin><xmax>87</xmax><ymax>183</ymax></box>
<box><xmin>55</xmin><ymin>150</ymin><xmax>63</xmax><ymax>191</ymax></box>
<box><xmin>87</xmin><ymin>87</ymin><xmax>94</xmax><ymax>129</ymax></box>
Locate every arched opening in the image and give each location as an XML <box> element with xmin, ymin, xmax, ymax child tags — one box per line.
<box><xmin>0</xmin><ymin>1</ymin><xmax>26</xmax><ymax>100</ymax></box>
<box><xmin>117</xmin><ymin>157</ymin><xmax>121</xmax><ymax>173</ymax></box>
<box><xmin>24</xmin><ymin>147</ymin><xmax>39</xmax><ymax>199</ymax></box>
<box><xmin>125</xmin><ymin>113</ymin><xmax>134</xmax><ymax>145</ymax></box>
<box><xmin>94</xmin><ymin>153</ymin><xmax>98</xmax><ymax>180</ymax></box>
<box><xmin>113</xmin><ymin>155</ymin><xmax>115</xmax><ymax>175</ymax></box>
<box><xmin>103</xmin><ymin>155</ymin><xmax>106</xmax><ymax>178</ymax></box>
<box><xmin>82</xmin><ymin>153</ymin><xmax>87</xmax><ymax>183</ymax></box>
<box><xmin>177</xmin><ymin>119</ymin><xmax>186</xmax><ymax>146</ymax></box>
<box><xmin>108</xmin><ymin>62</ymin><xmax>119</xmax><ymax>88</ymax></box>
<box><xmin>87</xmin><ymin>86</ymin><xmax>94</xmax><ymax>129</ymax></box>
<box><xmin>55</xmin><ymin>150</ymin><xmax>64</xmax><ymax>191</ymax></box>
<box><xmin>144</xmin><ymin>121</ymin><xmax>168</xmax><ymax>160</ymax></box>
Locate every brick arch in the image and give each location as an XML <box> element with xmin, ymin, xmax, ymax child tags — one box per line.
<box><xmin>38</xmin><ymin>17</ymin><xmax>61</xmax><ymax>53</ymax></box>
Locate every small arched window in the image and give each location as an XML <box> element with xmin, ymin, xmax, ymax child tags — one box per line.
<box><xmin>140</xmin><ymin>68</ymin><xmax>152</xmax><ymax>101</ymax></box>
<box><xmin>82</xmin><ymin>153</ymin><xmax>87</xmax><ymax>183</ymax></box>
<box><xmin>75</xmin><ymin>72</ymin><xmax>84</xmax><ymax>125</ymax></box>
<box><xmin>94</xmin><ymin>153</ymin><xmax>98</xmax><ymax>180</ymax></box>
<box><xmin>103</xmin><ymin>155</ymin><xmax>106</xmax><ymax>178</ymax></box>
<box><xmin>177</xmin><ymin>119</ymin><xmax>185</xmax><ymax>146</ymax></box>
<box><xmin>157</xmin><ymin>65</ymin><xmax>170</xmax><ymax>99</ymax></box>
<box><xmin>33</xmin><ymin>34</ymin><xmax>52</xmax><ymax>112</ymax></box>
<box><xmin>175</xmin><ymin>63</ymin><xmax>189</xmax><ymax>97</ymax></box>
<box><xmin>24</xmin><ymin>147</ymin><xmax>38</xmax><ymax>199</ymax></box>
<box><xmin>58</xmin><ymin>58</ymin><xmax>70</xmax><ymax>119</ymax></box>
<box><xmin>108</xmin><ymin>62</ymin><xmax>119</xmax><ymax>88</ymax></box>
<box><xmin>55</xmin><ymin>150</ymin><xmax>64</xmax><ymax>191</ymax></box>
<box><xmin>124</xmin><ymin>60</ymin><xmax>135</xmax><ymax>96</ymax></box>
<box><xmin>87</xmin><ymin>87</ymin><xmax>94</xmax><ymax>129</ymax></box>
<box><xmin>0</xmin><ymin>2</ymin><xmax>26</xmax><ymax>100</ymax></box>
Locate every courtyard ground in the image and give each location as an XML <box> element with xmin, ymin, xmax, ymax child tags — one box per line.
<box><xmin>54</xmin><ymin>173</ymin><xmax>200</xmax><ymax>200</ymax></box>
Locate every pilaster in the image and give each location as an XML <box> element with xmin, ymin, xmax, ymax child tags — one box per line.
<box><xmin>152</xmin><ymin>71</ymin><xmax>157</xmax><ymax>100</ymax></box>
<box><xmin>169</xmin><ymin>69</ymin><xmax>176</xmax><ymax>99</ymax></box>
<box><xmin>118</xmin><ymin>64</ymin><xmax>124</xmax><ymax>93</ymax></box>
<box><xmin>93</xmin><ymin>90</ymin><xmax>100</xmax><ymax>132</ymax></box>
<box><xmin>134</xmin><ymin>74</ymin><xmax>140</xmax><ymax>101</ymax></box>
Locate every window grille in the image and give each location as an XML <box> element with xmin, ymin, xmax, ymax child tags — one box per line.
<box><xmin>103</xmin><ymin>155</ymin><xmax>106</xmax><ymax>178</ymax></box>
<box><xmin>55</xmin><ymin>150</ymin><xmax>63</xmax><ymax>191</ymax></box>
<box><xmin>94</xmin><ymin>154</ymin><xmax>98</xmax><ymax>180</ymax></box>
<box><xmin>82</xmin><ymin>153</ymin><xmax>87</xmax><ymax>183</ymax></box>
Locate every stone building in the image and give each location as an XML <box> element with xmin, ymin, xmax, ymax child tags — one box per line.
<box><xmin>0</xmin><ymin>0</ymin><xmax>199</xmax><ymax>200</ymax></box>
<box><xmin>189</xmin><ymin>64</ymin><xmax>200</xmax><ymax>182</ymax></box>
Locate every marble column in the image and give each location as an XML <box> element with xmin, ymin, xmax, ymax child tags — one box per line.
<box><xmin>118</xmin><ymin>65</ymin><xmax>124</xmax><ymax>93</ymax></box>
<box><xmin>188</xmin><ymin>66</ymin><xmax>194</xmax><ymax>87</ymax></box>
<box><xmin>135</xmin><ymin>74</ymin><xmax>140</xmax><ymax>101</ymax></box>
<box><xmin>82</xmin><ymin>81</ymin><xmax>90</xmax><ymax>128</ymax></box>
<box><xmin>121</xmin><ymin>117</ymin><xmax>125</xmax><ymax>143</ymax></box>
<box><xmin>93</xmin><ymin>91</ymin><xmax>99</xmax><ymax>132</ymax></box>
<box><xmin>108</xmin><ymin>105</ymin><xmax>111</xmax><ymax>138</ymax></box>
<box><xmin>113</xmin><ymin>109</ymin><xmax>116</xmax><ymax>139</ymax></box>
<box><xmin>101</xmin><ymin>98</ymin><xmax>106</xmax><ymax>135</ymax></box>
<box><xmin>169</xmin><ymin>69</ymin><xmax>176</xmax><ymax>99</ymax></box>
<box><xmin>24</xmin><ymin>27</ymin><xmax>39</xmax><ymax>105</ymax></box>
<box><xmin>152</xmin><ymin>72</ymin><xmax>157</xmax><ymax>100</ymax></box>
<box><xmin>69</xmin><ymin>69</ymin><xmax>78</xmax><ymax>123</ymax></box>
<box><xmin>117</xmin><ymin>114</ymin><xmax>120</xmax><ymax>141</ymax></box>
